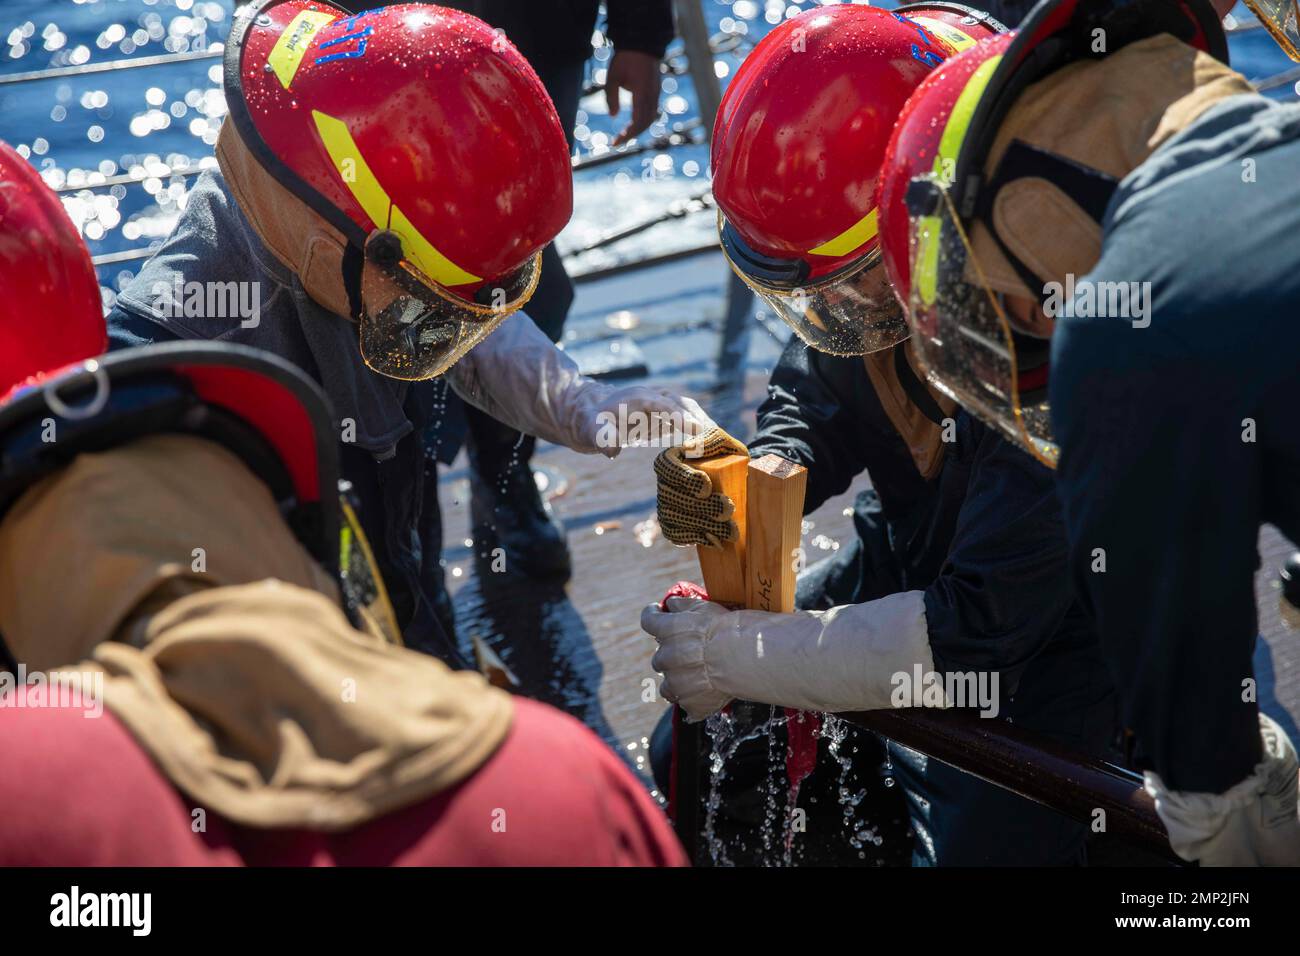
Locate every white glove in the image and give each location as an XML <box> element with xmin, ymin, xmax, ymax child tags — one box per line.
<box><xmin>446</xmin><ymin>313</ymin><xmax>714</xmax><ymax>458</ymax></box>
<box><xmin>1145</xmin><ymin>713</ymin><xmax>1300</xmax><ymax>866</ymax></box>
<box><xmin>640</xmin><ymin>591</ymin><xmax>940</xmax><ymax>721</ymax></box>
<box><xmin>572</xmin><ymin>385</ymin><xmax>718</xmax><ymax>459</ymax></box>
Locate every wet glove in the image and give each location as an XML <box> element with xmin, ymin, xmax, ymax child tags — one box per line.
<box><xmin>653</xmin><ymin>427</ymin><xmax>748</xmax><ymax>547</ymax></box>
<box><xmin>1145</xmin><ymin>713</ymin><xmax>1300</xmax><ymax>866</ymax></box>
<box><xmin>640</xmin><ymin>591</ymin><xmax>942</xmax><ymax>721</ymax></box>
<box><xmin>574</xmin><ymin>387</ymin><xmax>718</xmax><ymax>459</ymax></box>
<box><xmin>447</xmin><ymin>313</ymin><xmax>715</xmax><ymax>457</ymax></box>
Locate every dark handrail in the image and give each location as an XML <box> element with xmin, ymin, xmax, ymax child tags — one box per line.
<box><xmin>840</xmin><ymin>708</ymin><xmax>1182</xmax><ymax>863</ymax></box>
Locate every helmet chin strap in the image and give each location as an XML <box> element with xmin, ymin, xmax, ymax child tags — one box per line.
<box><xmin>341</xmin><ymin>241</ymin><xmax>365</xmax><ymax>323</ymax></box>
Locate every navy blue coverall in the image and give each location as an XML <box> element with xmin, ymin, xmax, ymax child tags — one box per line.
<box><xmin>750</xmin><ymin>337</ymin><xmax>1119</xmax><ymax>865</ymax></box>
<box><xmin>1051</xmin><ymin>95</ymin><xmax>1300</xmax><ymax>795</ymax></box>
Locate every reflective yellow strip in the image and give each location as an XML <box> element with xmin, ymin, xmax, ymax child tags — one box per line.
<box><xmin>911</xmin><ymin>17</ymin><xmax>979</xmax><ymax>53</ymax></box>
<box><xmin>339</xmin><ymin>523</ymin><xmax>352</xmax><ymax>571</ymax></box>
<box><xmin>267</xmin><ymin>10</ymin><xmax>336</xmax><ymax>90</ymax></box>
<box><xmin>808</xmin><ymin>206</ymin><xmax>878</xmax><ymax>258</ymax></box>
<box><xmin>914</xmin><ymin>53</ymin><xmax>1003</xmax><ymax>306</ymax></box>
<box><xmin>915</xmin><ymin>214</ymin><xmax>943</xmax><ymax>307</ymax></box>
<box><xmin>805</xmin><ymin>21</ymin><xmax>980</xmax><ymax>262</ymax></box>
<box><xmin>339</xmin><ymin>496</ymin><xmax>402</xmax><ymax>646</ymax></box>
<box><xmin>934</xmin><ymin>55</ymin><xmax>1002</xmax><ymax>172</ymax></box>
<box><xmin>311</xmin><ymin>110</ymin><xmax>482</xmax><ymax>287</ymax></box>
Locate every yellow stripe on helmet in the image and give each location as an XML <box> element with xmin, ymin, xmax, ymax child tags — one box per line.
<box><xmin>934</xmin><ymin>55</ymin><xmax>1001</xmax><ymax>170</ymax></box>
<box><xmin>808</xmin><ymin>207</ymin><xmax>879</xmax><ymax>258</ymax></box>
<box><xmin>267</xmin><ymin>10</ymin><xmax>336</xmax><ymax>90</ymax></box>
<box><xmin>914</xmin><ymin>53</ymin><xmax>1003</xmax><ymax>306</ymax></box>
<box><xmin>811</xmin><ymin>17</ymin><xmax>977</xmax><ymax>265</ymax></box>
<box><xmin>808</xmin><ymin>18</ymin><xmax>980</xmax><ymax>264</ymax></box>
<box><xmin>311</xmin><ymin>109</ymin><xmax>482</xmax><ymax>287</ymax></box>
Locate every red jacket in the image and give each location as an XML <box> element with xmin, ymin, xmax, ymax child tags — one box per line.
<box><xmin>0</xmin><ymin>691</ymin><xmax>686</xmax><ymax>867</ymax></box>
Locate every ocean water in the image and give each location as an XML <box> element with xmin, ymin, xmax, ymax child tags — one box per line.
<box><xmin>0</xmin><ymin>0</ymin><xmax>771</xmax><ymax>305</ymax></box>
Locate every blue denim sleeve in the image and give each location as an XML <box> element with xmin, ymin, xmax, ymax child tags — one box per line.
<box><xmin>105</xmin><ymin>304</ymin><xmax>182</xmax><ymax>352</ymax></box>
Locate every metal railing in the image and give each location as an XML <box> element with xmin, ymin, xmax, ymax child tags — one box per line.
<box><xmin>843</xmin><ymin>709</ymin><xmax>1178</xmax><ymax>861</ymax></box>
<box><xmin>0</xmin><ymin>46</ymin><xmax>223</xmax><ymax>86</ymax></box>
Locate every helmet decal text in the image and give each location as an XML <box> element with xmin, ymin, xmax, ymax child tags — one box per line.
<box><xmin>267</xmin><ymin>9</ymin><xmax>336</xmax><ymax>89</ymax></box>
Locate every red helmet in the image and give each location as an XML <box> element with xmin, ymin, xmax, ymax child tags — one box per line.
<box><xmin>878</xmin><ymin>0</ymin><xmax>1228</xmax><ymax>466</ymax></box>
<box><xmin>877</xmin><ymin>31</ymin><xmax>1016</xmax><ymax>315</ymax></box>
<box><xmin>712</xmin><ymin>3</ymin><xmax>1003</xmax><ymax>356</ymax></box>
<box><xmin>0</xmin><ymin>141</ymin><xmax>338</xmax><ymax>575</ymax></box>
<box><xmin>0</xmin><ymin>137</ymin><xmax>413</xmax><ymax>645</ymax></box>
<box><xmin>221</xmin><ymin>0</ymin><xmax>574</xmax><ymax>379</ymax></box>
<box><xmin>0</xmin><ymin>142</ymin><xmax>105</xmax><ymax>404</ymax></box>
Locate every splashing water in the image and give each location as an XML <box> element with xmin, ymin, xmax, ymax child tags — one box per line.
<box><xmin>702</xmin><ymin>707</ymin><xmax>786</xmax><ymax>866</ymax></box>
<box><xmin>819</xmin><ymin>714</ymin><xmax>880</xmax><ymax>855</ymax></box>
<box><xmin>700</xmin><ymin>707</ymin><xmax>887</xmax><ymax>866</ymax></box>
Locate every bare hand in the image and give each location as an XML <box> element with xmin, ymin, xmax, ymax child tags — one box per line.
<box><xmin>605</xmin><ymin>49</ymin><xmax>661</xmax><ymax>147</ymax></box>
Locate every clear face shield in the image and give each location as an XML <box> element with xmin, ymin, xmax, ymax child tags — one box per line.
<box><xmin>717</xmin><ymin>213</ymin><xmax>910</xmax><ymax>356</ymax></box>
<box><xmin>903</xmin><ymin>175</ymin><xmax>1058</xmax><ymax>468</ymax></box>
<box><xmin>1243</xmin><ymin>0</ymin><xmax>1300</xmax><ymax>61</ymax></box>
<box><xmin>358</xmin><ymin>231</ymin><xmax>542</xmax><ymax>381</ymax></box>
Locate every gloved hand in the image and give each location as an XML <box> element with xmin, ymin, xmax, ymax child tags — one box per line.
<box><xmin>653</xmin><ymin>426</ymin><xmax>748</xmax><ymax>547</ymax></box>
<box><xmin>1145</xmin><ymin>713</ymin><xmax>1300</xmax><ymax>866</ymax></box>
<box><xmin>446</xmin><ymin>313</ymin><xmax>716</xmax><ymax>457</ymax></box>
<box><xmin>644</xmin><ymin>598</ymin><xmax>735</xmax><ymax>719</ymax></box>
<box><xmin>641</xmin><ymin>590</ymin><xmax>939</xmax><ymax>721</ymax></box>
<box><xmin>574</xmin><ymin>386</ymin><xmax>719</xmax><ymax>459</ymax></box>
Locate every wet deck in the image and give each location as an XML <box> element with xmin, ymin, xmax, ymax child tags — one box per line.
<box><xmin>440</xmin><ymin>252</ymin><xmax>1300</xmax><ymax>787</ymax></box>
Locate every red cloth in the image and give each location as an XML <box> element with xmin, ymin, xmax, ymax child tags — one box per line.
<box><xmin>661</xmin><ymin>580</ymin><xmax>709</xmax><ymax>607</ymax></box>
<box><xmin>784</xmin><ymin>709</ymin><xmax>822</xmax><ymax>789</ymax></box>
<box><xmin>0</xmin><ymin>688</ymin><xmax>686</xmax><ymax>867</ymax></box>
